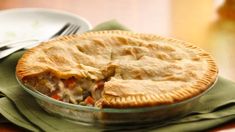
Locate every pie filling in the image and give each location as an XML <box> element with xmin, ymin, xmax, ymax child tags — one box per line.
<box><xmin>24</xmin><ymin>73</ymin><xmax>104</xmax><ymax>107</ymax></box>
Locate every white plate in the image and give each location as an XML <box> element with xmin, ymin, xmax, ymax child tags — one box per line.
<box><xmin>0</xmin><ymin>8</ymin><xmax>92</xmax><ymax>41</ymax></box>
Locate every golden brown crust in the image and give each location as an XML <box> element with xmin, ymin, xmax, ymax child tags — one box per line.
<box><xmin>16</xmin><ymin>30</ymin><xmax>218</xmax><ymax>108</ymax></box>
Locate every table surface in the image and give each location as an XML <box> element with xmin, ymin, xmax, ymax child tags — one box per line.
<box><xmin>0</xmin><ymin>0</ymin><xmax>235</xmax><ymax>131</ymax></box>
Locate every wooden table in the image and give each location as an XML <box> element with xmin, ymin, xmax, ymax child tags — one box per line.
<box><xmin>1</xmin><ymin>0</ymin><xmax>235</xmax><ymax>131</ymax></box>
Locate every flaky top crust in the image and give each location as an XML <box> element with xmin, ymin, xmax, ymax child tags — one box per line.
<box><xmin>16</xmin><ymin>30</ymin><xmax>218</xmax><ymax>108</ymax></box>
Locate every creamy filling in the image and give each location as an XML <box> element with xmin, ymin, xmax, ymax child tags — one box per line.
<box><xmin>25</xmin><ymin>73</ymin><xmax>104</xmax><ymax>107</ymax></box>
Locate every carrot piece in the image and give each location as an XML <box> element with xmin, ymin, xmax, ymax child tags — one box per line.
<box><xmin>84</xmin><ymin>96</ymin><xmax>94</xmax><ymax>105</ymax></box>
<box><xmin>51</xmin><ymin>93</ymin><xmax>61</xmax><ymax>100</ymax></box>
<box><xmin>64</xmin><ymin>77</ymin><xmax>76</xmax><ymax>89</ymax></box>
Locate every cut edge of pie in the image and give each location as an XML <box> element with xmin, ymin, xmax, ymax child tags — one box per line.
<box><xmin>16</xmin><ymin>30</ymin><xmax>218</xmax><ymax>108</ymax></box>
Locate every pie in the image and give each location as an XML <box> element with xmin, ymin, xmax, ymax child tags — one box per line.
<box><xmin>16</xmin><ymin>30</ymin><xmax>218</xmax><ymax>108</ymax></box>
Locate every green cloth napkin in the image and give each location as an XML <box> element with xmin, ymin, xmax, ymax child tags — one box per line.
<box><xmin>1</xmin><ymin>20</ymin><xmax>235</xmax><ymax>131</ymax></box>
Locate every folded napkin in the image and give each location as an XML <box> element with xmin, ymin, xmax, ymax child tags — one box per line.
<box><xmin>1</xmin><ymin>20</ymin><xmax>235</xmax><ymax>132</ymax></box>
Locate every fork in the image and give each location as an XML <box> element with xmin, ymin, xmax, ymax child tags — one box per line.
<box><xmin>0</xmin><ymin>23</ymin><xmax>80</xmax><ymax>59</ymax></box>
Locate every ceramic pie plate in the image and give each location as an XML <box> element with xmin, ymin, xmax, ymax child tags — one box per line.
<box><xmin>16</xmin><ymin>75</ymin><xmax>218</xmax><ymax>127</ymax></box>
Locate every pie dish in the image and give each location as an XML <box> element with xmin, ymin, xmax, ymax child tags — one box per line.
<box><xmin>16</xmin><ymin>30</ymin><xmax>218</xmax><ymax>109</ymax></box>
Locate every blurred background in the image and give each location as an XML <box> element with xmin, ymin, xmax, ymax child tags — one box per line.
<box><xmin>1</xmin><ymin>0</ymin><xmax>235</xmax><ymax>131</ymax></box>
<box><xmin>0</xmin><ymin>0</ymin><xmax>234</xmax><ymax>81</ymax></box>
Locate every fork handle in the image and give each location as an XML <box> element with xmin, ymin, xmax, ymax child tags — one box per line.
<box><xmin>0</xmin><ymin>39</ymin><xmax>39</xmax><ymax>49</ymax></box>
<box><xmin>0</xmin><ymin>41</ymin><xmax>39</xmax><ymax>59</ymax></box>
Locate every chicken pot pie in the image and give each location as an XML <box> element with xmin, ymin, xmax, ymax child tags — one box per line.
<box><xmin>16</xmin><ymin>30</ymin><xmax>218</xmax><ymax>108</ymax></box>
